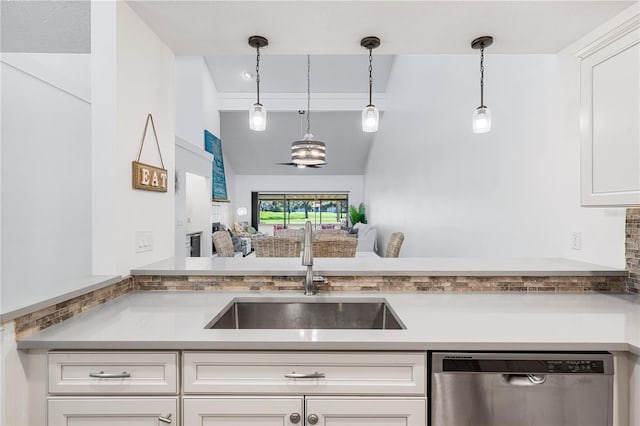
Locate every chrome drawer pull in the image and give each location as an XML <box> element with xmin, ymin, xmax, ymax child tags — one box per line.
<box><xmin>88</xmin><ymin>371</ymin><xmax>131</xmax><ymax>379</ymax></box>
<box><xmin>158</xmin><ymin>413</ymin><xmax>172</xmax><ymax>424</ymax></box>
<box><xmin>284</xmin><ymin>371</ymin><xmax>325</xmax><ymax>379</ymax></box>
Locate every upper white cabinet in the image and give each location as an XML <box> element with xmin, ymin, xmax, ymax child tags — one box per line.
<box><xmin>579</xmin><ymin>16</ymin><xmax>640</xmax><ymax>206</ymax></box>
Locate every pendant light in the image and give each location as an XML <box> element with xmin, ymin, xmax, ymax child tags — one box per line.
<box><xmin>248</xmin><ymin>35</ymin><xmax>268</xmax><ymax>131</ymax></box>
<box><xmin>291</xmin><ymin>55</ymin><xmax>326</xmax><ymax>166</ymax></box>
<box><xmin>360</xmin><ymin>36</ymin><xmax>381</xmax><ymax>132</ymax></box>
<box><xmin>471</xmin><ymin>36</ymin><xmax>493</xmax><ymax>134</ymax></box>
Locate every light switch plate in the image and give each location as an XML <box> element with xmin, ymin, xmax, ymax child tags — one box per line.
<box><xmin>135</xmin><ymin>230</ymin><xmax>153</xmax><ymax>253</ymax></box>
<box><xmin>570</xmin><ymin>232</ymin><xmax>582</xmax><ymax>250</ymax></box>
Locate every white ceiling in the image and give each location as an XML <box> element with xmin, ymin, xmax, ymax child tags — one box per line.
<box><xmin>220</xmin><ymin>111</ymin><xmax>377</xmax><ymax>175</ymax></box>
<box><xmin>171</xmin><ymin>0</ymin><xmax>635</xmax><ymax>175</ymax></box>
<box><xmin>1</xmin><ymin>0</ymin><xmax>90</xmax><ymax>53</ymax></box>
<box><xmin>128</xmin><ymin>1</ymin><xmax>635</xmax><ymax>54</ymax></box>
<box><xmin>204</xmin><ymin>55</ymin><xmax>394</xmax><ymax>93</ymax></box>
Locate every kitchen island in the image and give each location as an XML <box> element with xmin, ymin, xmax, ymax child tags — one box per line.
<box><xmin>16</xmin><ymin>265</ymin><xmax>639</xmax><ymax>426</ymax></box>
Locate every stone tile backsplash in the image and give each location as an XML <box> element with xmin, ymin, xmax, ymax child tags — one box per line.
<box><xmin>133</xmin><ymin>274</ymin><xmax>626</xmax><ymax>293</ymax></box>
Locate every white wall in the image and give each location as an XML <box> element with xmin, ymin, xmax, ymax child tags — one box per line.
<box><xmin>234</xmin><ymin>174</ymin><xmax>364</xmax><ymax>226</ymax></box>
<box><xmin>176</xmin><ymin>55</ymin><xmax>235</xmax><ymax>234</ymax></box>
<box><xmin>115</xmin><ymin>2</ymin><xmax>175</xmax><ymax>271</ymax></box>
<box><xmin>364</xmin><ymin>52</ymin><xmax>625</xmax><ymax>267</ymax></box>
<box><xmin>186</xmin><ymin>172</ymin><xmax>211</xmax><ymax>255</ymax></box>
<box><xmin>1</xmin><ymin>53</ymin><xmax>92</xmax><ymax>314</ymax></box>
<box><xmin>176</xmin><ymin>56</ymin><xmax>206</xmax><ymax>147</ymax></box>
<box><xmin>202</xmin><ymin>59</ymin><xmax>221</xmax><ymax>137</ymax></box>
<box><xmin>175</xmin><ymin>137</ymin><xmax>213</xmax><ymax>256</ymax></box>
<box><xmin>175</xmin><ymin>56</ymin><xmax>221</xmax><ymax>147</ymax></box>
<box><xmin>175</xmin><ymin>57</ymin><xmax>211</xmax><ymax>256</ymax></box>
<box><xmin>92</xmin><ymin>1</ymin><xmax>176</xmax><ymax>275</ymax></box>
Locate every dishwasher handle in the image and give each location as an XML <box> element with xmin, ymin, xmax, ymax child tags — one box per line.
<box><xmin>503</xmin><ymin>374</ymin><xmax>547</xmax><ymax>386</ymax></box>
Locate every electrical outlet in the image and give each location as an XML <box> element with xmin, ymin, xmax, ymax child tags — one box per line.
<box><xmin>135</xmin><ymin>230</ymin><xmax>153</xmax><ymax>253</ymax></box>
<box><xmin>570</xmin><ymin>232</ymin><xmax>582</xmax><ymax>250</ymax></box>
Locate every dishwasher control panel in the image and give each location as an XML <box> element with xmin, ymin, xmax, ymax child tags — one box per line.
<box><xmin>547</xmin><ymin>359</ymin><xmax>605</xmax><ymax>373</ymax></box>
<box><xmin>442</xmin><ymin>358</ymin><xmax>606</xmax><ymax>374</ymax></box>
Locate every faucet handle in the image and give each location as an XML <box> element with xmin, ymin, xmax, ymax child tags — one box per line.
<box><xmin>312</xmin><ymin>275</ymin><xmax>326</xmax><ymax>283</ymax></box>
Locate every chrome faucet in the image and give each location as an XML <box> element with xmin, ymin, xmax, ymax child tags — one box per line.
<box><xmin>302</xmin><ymin>221</ymin><xmax>318</xmax><ymax>295</ymax></box>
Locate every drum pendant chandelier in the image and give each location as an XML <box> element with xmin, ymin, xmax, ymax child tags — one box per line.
<box><xmin>291</xmin><ymin>55</ymin><xmax>326</xmax><ymax>166</ymax></box>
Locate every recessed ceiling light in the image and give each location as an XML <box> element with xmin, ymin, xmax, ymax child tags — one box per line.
<box><xmin>242</xmin><ymin>71</ymin><xmax>254</xmax><ymax>80</ymax></box>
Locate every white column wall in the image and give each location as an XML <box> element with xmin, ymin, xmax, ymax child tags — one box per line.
<box><xmin>92</xmin><ymin>1</ymin><xmax>176</xmax><ymax>276</ymax></box>
<box><xmin>363</xmin><ymin>53</ymin><xmax>625</xmax><ymax>266</ymax></box>
<box><xmin>91</xmin><ymin>0</ymin><xmax>119</xmax><ymax>275</ymax></box>
<box><xmin>114</xmin><ymin>2</ymin><xmax>175</xmax><ymax>271</ymax></box>
<box><xmin>1</xmin><ymin>53</ymin><xmax>92</xmax><ymax>313</ymax></box>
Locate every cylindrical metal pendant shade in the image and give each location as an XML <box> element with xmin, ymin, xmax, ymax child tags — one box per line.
<box><xmin>291</xmin><ymin>133</ymin><xmax>326</xmax><ymax>166</ymax></box>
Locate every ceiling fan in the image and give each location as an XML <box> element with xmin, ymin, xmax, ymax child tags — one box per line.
<box><xmin>274</xmin><ymin>162</ymin><xmax>325</xmax><ymax>169</ymax></box>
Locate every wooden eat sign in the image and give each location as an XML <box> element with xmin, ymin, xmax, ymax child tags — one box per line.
<box><xmin>132</xmin><ymin>114</ymin><xmax>168</xmax><ymax>192</ymax></box>
<box><xmin>132</xmin><ymin>161</ymin><xmax>168</xmax><ymax>192</ymax></box>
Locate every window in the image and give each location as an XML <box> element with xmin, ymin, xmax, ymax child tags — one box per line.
<box><xmin>257</xmin><ymin>193</ymin><xmax>348</xmax><ymax>229</ymax></box>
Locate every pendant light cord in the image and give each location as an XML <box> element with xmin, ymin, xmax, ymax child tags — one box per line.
<box><xmin>255</xmin><ymin>46</ymin><xmax>261</xmax><ymax>104</ymax></box>
<box><xmin>306</xmin><ymin>54</ymin><xmax>311</xmax><ymax>134</ymax></box>
<box><xmin>479</xmin><ymin>46</ymin><xmax>485</xmax><ymax>107</ymax></box>
<box><xmin>368</xmin><ymin>48</ymin><xmax>373</xmax><ymax>106</ymax></box>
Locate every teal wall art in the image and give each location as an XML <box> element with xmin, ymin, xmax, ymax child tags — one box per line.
<box><xmin>204</xmin><ymin>130</ymin><xmax>228</xmax><ymax>201</ymax></box>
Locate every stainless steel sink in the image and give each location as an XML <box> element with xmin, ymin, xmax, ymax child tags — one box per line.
<box><xmin>206</xmin><ymin>297</ymin><xmax>405</xmax><ymax>330</ymax></box>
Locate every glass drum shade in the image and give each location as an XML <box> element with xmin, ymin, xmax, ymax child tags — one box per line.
<box><xmin>362</xmin><ymin>105</ymin><xmax>379</xmax><ymax>132</ymax></box>
<box><xmin>249</xmin><ymin>103</ymin><xmax>267</xmax><ymax>131</ymax></box>
<box><xmin>291</xmin><ymin>134</ymin><xmax>326</xmax><ymax>166</ymax></box>
<box><xmin>472</xmin><ymin>106</ymin><xmax>492</xmax><ymax>134</ymax></box>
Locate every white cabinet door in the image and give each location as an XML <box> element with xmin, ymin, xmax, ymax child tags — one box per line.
<box><xmin>579</xmin><ymin>21</ymin><xmax>640</xmax><ymax>206</ymax></box>
<box><xmin>48</xmin><ymin>398</ymin><xmax>177</xmax><ymax>426</ymax></box>
<box><xmin>183</xmin><ymin>397</ymin><xmax>303</xmax><ymax>425</ymax></box>
<box><xmin>305</xmin><ymin>397</ymin><xmax>426</xmax><ymax>426</ymax></box>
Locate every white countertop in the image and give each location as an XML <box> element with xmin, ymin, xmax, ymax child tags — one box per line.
<box><xmin>18</xmin><ymin>291</ymin><xmax>640</xmax><ymax>354</ymax></box>
<box><xmin>1</xmin><ymin>275</ymin><xmax>122</xmax><ymax>323</ymax></box>
<box><xmin>131</xmin><ymin>256</ymin><xmax>626</xmax><ymax>277</ymax></box>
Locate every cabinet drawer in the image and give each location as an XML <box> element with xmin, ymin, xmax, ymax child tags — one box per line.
<box><xmin>48</xmin><ymin>397</ymin><xmax>178</xmax><ymax>426</ymax></box>
<box><xmin>183</xmin><ymin>351</ymin><xmax>425</xmax><ymax>396</ymax></box>
<box><xmin>48</xmin><ymin>352</ymin><xmax>178</xmax><ymax>395</ymax></box>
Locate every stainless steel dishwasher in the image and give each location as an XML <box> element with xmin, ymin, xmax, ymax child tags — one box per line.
<box><xmin>431</xmin><ymin>352</ymin><xmax>613</xmax><ymax>426</ymax></box>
